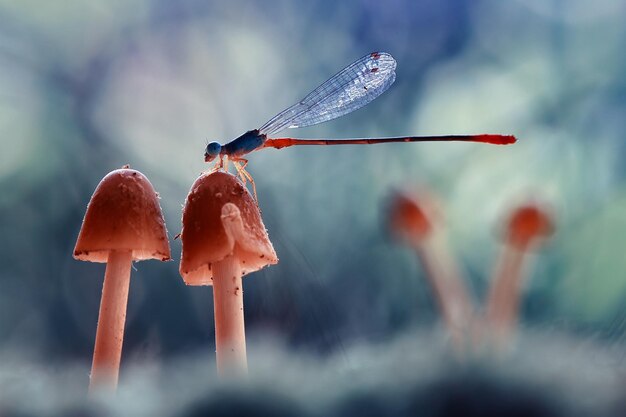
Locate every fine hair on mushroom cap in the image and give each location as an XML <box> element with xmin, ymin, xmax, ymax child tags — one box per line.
<box><xmin>73</xmin><ymin>168</ymin><xmax>171</xmax><ymax>263</ymax></box>
<box><xmin>180</xmin><ymin>171</ymin><xmax>277</xmax><ymax>285</ymax></box>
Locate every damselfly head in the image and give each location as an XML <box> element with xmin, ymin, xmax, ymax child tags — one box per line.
<box><xmin>204</xmin><ymin>141</ymin><xmax>222</xmax><ymax>162</ymax></box>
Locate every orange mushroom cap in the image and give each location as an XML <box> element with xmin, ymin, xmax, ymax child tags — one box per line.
<box><xmin>505</xmin><ymin>203</ymin><xmax>554</xmax><ymax>249</ymax></box>
<box><xmin>387</xmin><ymin>190</ymin><xmax>437</xmax><ymax>242</ymax></box>
<box><xmin>179</xmin><ymin>171</ymin><xmax>277</xmax><ymax>285</ymax></box>
<box><xmin>73</xmin><ymin>168</ymin><xmax>171</xmax><ymax>262</ymax></box>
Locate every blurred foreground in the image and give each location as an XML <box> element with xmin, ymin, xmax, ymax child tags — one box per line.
<box><xmin>1</xmin><ymin>330</ymin><xmax>624</xmax><ymax>417</ymax></box>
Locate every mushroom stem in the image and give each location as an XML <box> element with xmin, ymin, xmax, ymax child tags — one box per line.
<box><xmin>414</xmin><ymin>237</ymin><xmax>474</xmax><ymax>350</ymax></box>
<box><xmin>485</xmin><ymin>244</ymin><xmax>529</xmax><ymax>349</ymax></box>
<box><xmin>89</xmin><ymin>250</ymin><xmax>132</xmax><ymax>392</ymax></box>
<box><xmin>212</xmin><ymin>254</ymin><xmax>247</xmax><ymax>377</ymax></box>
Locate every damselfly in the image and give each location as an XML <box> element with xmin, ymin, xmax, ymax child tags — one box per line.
<box><xmin>205</xmin><ymin>52</ymin><xmax>515</xmax><ymax>197</ymax></box>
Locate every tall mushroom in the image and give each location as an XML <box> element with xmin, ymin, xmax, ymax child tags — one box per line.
<box><xmin>74</xmin><ymin>168</ymin><xmax>170</xmax><ymax>391</ymax></box>
<box><xmin>179</xmin><ymin>171</ymin><xmax>277</xmax><ymax>377</ymax></box>
<box><xmin>485</xmin><ymin>202</ymin><xmax>554</xmax><ymax>349</ymax></box>
<box><xmin>387</xmin><ymin>190</ymin><xmax>475</xmax><ymax>350</ymax></box>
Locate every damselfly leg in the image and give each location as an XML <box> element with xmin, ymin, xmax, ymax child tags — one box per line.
<box><xmin>207</xmin><ymin>155</ymin><xmax>257</xmax><ymax>201</ymax></box>
<box><xmin>232</xmin><ymin>158</ymin><xmax>257</xmax><ymax>202</ymax></box>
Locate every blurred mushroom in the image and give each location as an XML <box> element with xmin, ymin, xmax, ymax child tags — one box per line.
<box><xmin>387</xmin><ymin>189</ymin><xmax>475</xmax><ymax>350</ymax></box>
<box><xmin>180</xmin><ymin>171</ymin><xmax>277</xmax><ymax>377</ymax></box>
<box><xmin>74</xmin><ymin>168</ymin><xmax>170</xmax><ymax>391</ymax></box>
<box><xmin>485</xmin><ymin>202</ymin><xmax>554</xmax><ymax>349</ymax></box>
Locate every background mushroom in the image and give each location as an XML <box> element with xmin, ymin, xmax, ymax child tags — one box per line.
<box><xmin>74</xmin><ymin>167</ymin><xmax>171</xmax><ymax>391</ymax></box>
<box><xmin>387</xmin><ymin>189</ymin><xmax>475</xmax><ymax>350</ymax></box>
<box><xmin>485</xmin><ymin>202</ymin><xmax>554</xmax><ymax>349</ymax></box>
<box><xmin>179</xmin><ymin>171</ymin><xmax>277</xmax><ymax>377</ymax></box>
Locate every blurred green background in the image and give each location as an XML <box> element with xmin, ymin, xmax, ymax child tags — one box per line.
<box><xmin>1</xmin><ymin>0</ymin><xmax>625</xmax><ymax>364</ymax></box>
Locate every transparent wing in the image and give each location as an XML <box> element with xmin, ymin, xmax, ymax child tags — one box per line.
<box><xmin>259</xmin><ymin>52</ymin><xmax>396</xmax><ymax>136</ymax></box>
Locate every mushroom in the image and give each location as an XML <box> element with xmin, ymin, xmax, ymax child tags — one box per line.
<box><xmin>179</xmin><ymin>171</ymin><xmax>277</xmax><ymax>377</ymax></box>
<box><xmin>388</xmin><ymin>190</ymin><xmax>475</xmax><ymax>350</ymax></box>
<box><xmin>74</xmin><ymin>168</ymin><xmax>170</xmax><ymax>391</ymax></box>
<box><xmin>485</xmin><ymin>202</ymin><xmax>554</xmax><ymax>349</ymax></box>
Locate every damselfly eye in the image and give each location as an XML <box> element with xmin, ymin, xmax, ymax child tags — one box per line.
<box><xmin>205</xmin><ymin>142</ymin><xmax>221</xmax><ymax>157</ymax></box>
<box><xmin>204</xmin><ymin>142</ymin><xmax>221</xmax><ymax>162</ymax></box>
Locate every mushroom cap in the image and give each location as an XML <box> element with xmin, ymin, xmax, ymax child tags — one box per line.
<box><xmin>387</xmin><ymin>190</ymin><xmax>437</xmax><ymax>243</ymax></box>
<box><xmin>73</xmin><ymin>168</ymin><xmax>171</xmax><ymax>263</ymax></box>
<box><xmin>505</xmin><ymin>203</ymin><xmax>554</xmax><ymax>249</ymax></box>
<box><xmin>179</xmin><ymin>171</ymin><xmax>277</xmax><ymax>286</ymax></box>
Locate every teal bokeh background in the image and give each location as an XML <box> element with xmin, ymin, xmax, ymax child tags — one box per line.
<box><xmin>1</xmin><ymin>0</ymin><xmax>625</xmax><ymax>363</ymax></box>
